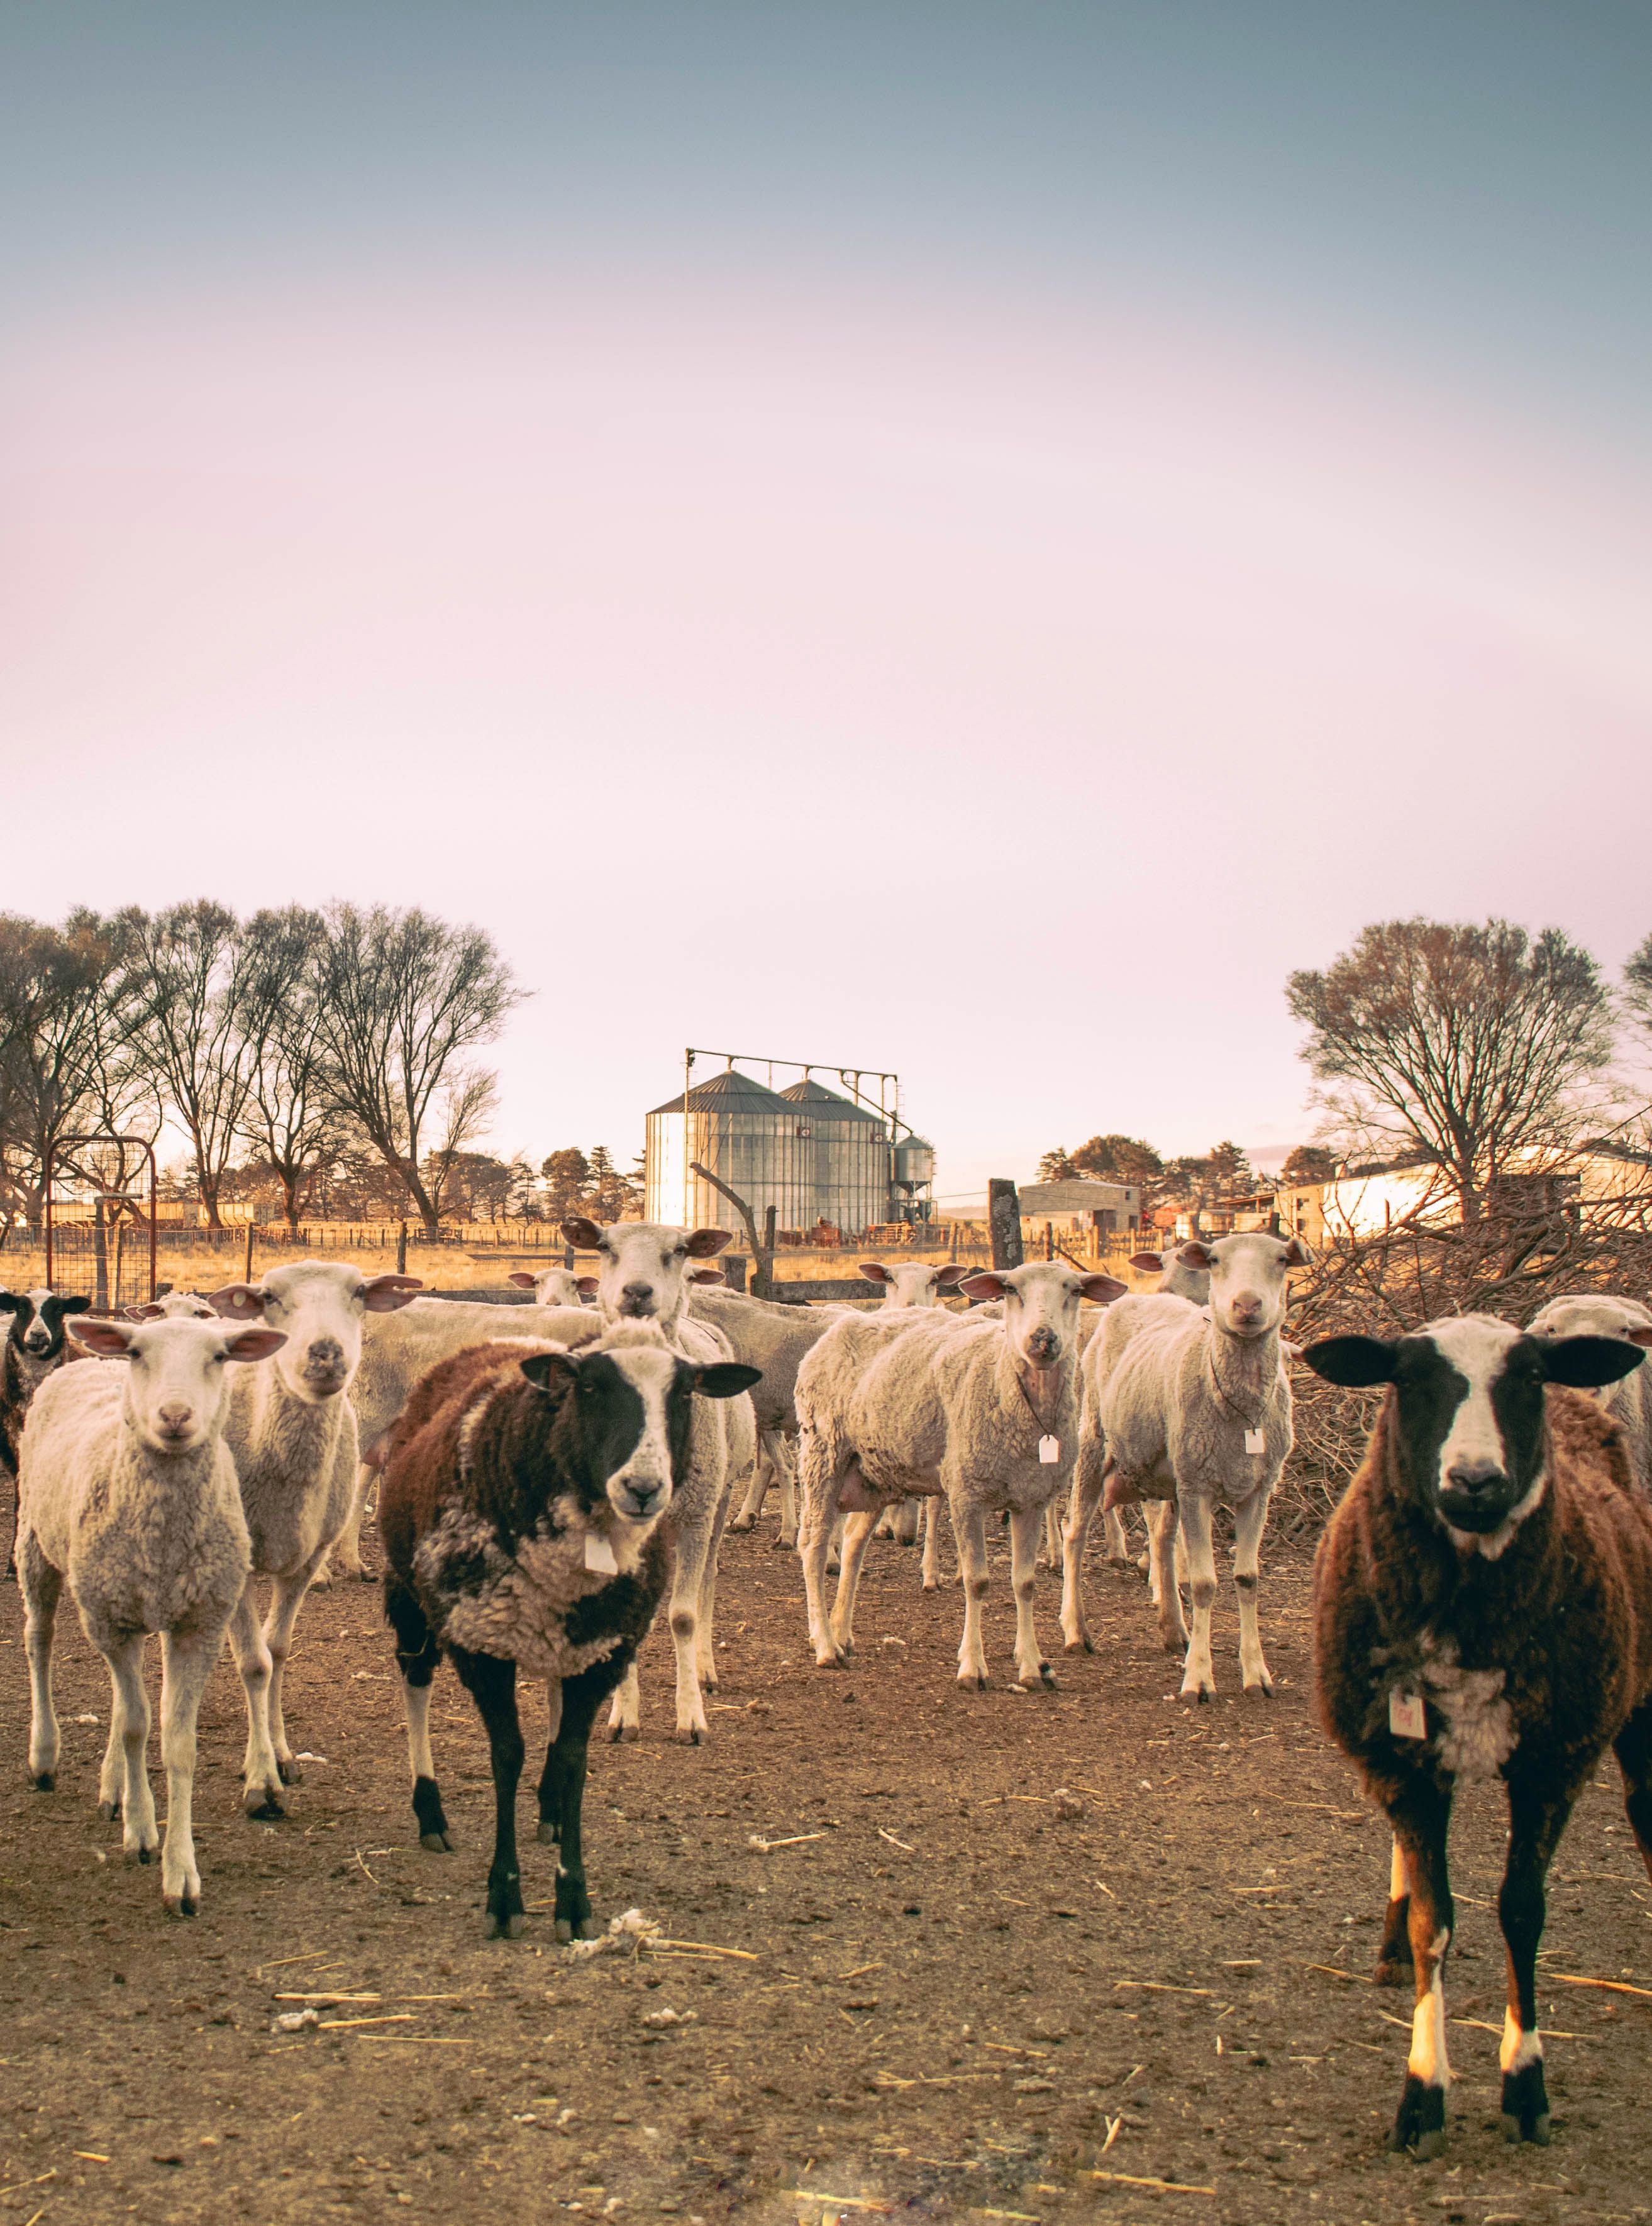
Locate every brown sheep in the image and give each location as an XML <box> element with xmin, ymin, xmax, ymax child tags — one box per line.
<box><xmin>1306</xmin><ymin>1314</ymin><xmax>1652</xmax><ymax>2161</ymax></box>
<box><xmin>379</xmin><ymin>1324</ymin><xmax>758</xmax><ymax>1940</ymax></box>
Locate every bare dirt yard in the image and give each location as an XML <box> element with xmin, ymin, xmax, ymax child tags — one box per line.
<box><xmin>2</xmin><ymin>1515</ymin><xmax>1649</xmax><ymax>2226</ymax></box>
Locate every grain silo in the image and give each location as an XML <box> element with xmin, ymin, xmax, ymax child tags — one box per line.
<box><xmin>645</xmin><ymin>1066</ymin><xmax>895</xmax><ymax>1235</ymax></box>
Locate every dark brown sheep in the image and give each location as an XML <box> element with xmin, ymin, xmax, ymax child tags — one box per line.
<box><xmin>379</xmin><ymin>1324</ymin><xmax>758</xmax><ymax>1939</ymax></box>
<box><xmin>1307</xmin><ymin>1314</ymin><xmax>1652</xmax><ymax>2161</ymax></box>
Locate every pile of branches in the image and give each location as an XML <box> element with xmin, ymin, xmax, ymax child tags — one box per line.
<box><xmin>1273</xmin><ymin>1180</ymin><xmax>1652</xmax><ymax>1538</ymax></box>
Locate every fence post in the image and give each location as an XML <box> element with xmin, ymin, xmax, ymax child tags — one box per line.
<box><xmin>244</xmin><ymin>1220</ymin><xmax>254</xmax><ymax>1283</ymax></box>
<box><xmin>762</xmin><ymin>1206</ymin><xmax>777</xmax><ymax>1301</ymax></box>
<box><xmin>396</xmin><ymin>1222</ymin><xmax>407</xmax><ymax>1275</ymax></box>
<box><xmin>988</xmin><ymin>1180</ymin><xmax>1024</xmax><ymax>1272</ymax></box>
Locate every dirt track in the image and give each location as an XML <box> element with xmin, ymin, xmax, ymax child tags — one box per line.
<box><xmin>2</xmin><ymin>1515</ymin><xmax>1649</xmax><ymax>2225</ymax></box>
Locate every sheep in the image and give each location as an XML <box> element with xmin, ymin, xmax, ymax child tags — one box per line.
<box><xmin>320</xmin><ymin>1291</ymin><xmax>602</xmax><ymax>1583</ymax></box>
<box><xmin>561</xmin><ymin>1216</ymin><xmax>761</xmax><ymax>1742</ymax></box>
<box><xmin>1129</xmin><ymin>1246</ymin><xmax>1213</xmax><ymax>1306</ymax></box>
<box><xmin>123</xmin><ymin>1291</ymin><xmax>219</xmax><ymax>1321</ymax></box>
<box><xmin>697</xmin><ymin>1283</ymin><xmax>834</xmax><ymax>1550</ymax></box>
<box><xmin>508</xmin><ymin>1266</ymin><xmax>598</xmax><ymax>1308</ymax></box>
<box><xmin>1</xmin><ymin>1288</ymin><xmax>92</xmax><ymax>1578</ymax></box>
<box><xmin>797</xmin><ymin>1260</ymin><xmax>1124</xmax><ymax>1688</ymax></box>
<box><xmin>204</xmin><ymin>1262</ymin><xmax>425</xmax><ymax>1813</ymax></box>
<box><xmin>1526</xmin><ymin>1292</ymin><xmax>1652</xmax><ymax>1490</ymax></box>
<box><xmin>1302</xmin><ymin>1315</ymin><xmax>1652</xmax><ymax>2159</ymax></box>
<box><xmin>17</xmin><ymin>1312</ymin><xmax>286</xmax><ymax>1913</ymax></box>
<box><xmin>379</xmin><ymin>1322</ymin><xmax>758</xmax><ymax>1937</ymax></box>
<box><xmin>858</xmin><ymin>1263</ymin><xmax>972</xmax><ymax>1548</ymax></box>
<box><xmin>1060</xmin><ymin>1233</ymin><xmax>1310</xmax><ymax>1697</ymax></box>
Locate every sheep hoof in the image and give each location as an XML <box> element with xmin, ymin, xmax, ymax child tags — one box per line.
<box><xmin>246</xmin><ymin>1791</ymin><xmax>285</xmax><ymax>1822</ymax></box>
<box><xmin>97</xmin><ymin>1797</ymin><xmax>119</xmax><ymax>1821</ymax></box>
<box><xmin>1373</xmin><ymin>1956</ymin><xmax>1411</xmax><ymax>1987</ymax></box>
<box><xmin>773</xmin><ymin>1535</ymin><xmax>796</xmax><ymax>1551</ymax></box>
<box><xmin>1500</xmin><ymin>2110</ymin><xmax>1550</xmax><ymax>2147</ymax></box>
<box><xmin>310</xmin><ymin>1568</ymin><xmax>333</xmax><ymax>1592</ymax></box>
<box><xmin>1244</xmin><ymin>1678</ymin><xmax>1275</xmax><ymax>1698</ymax></box>
<box><xmin>554</xmin><ymin>1917</ymin><xmax>572</xmax><ymax>1943</ymax></box>
<box><xmin>130</xmin><ymin>1843</ymin><xmax>158</xmax><ymax>1866</ymax></box>
<box><xmin>536</xmin><ymin>1820</ymin><xmax>559</xmax><ymax>1846</ymax></box>
<box><xmin>1411</xmin><ymin>2128</ymin><xmax>1446</xmax><ymax>2162</ymax></box>
<box><xmin>31</xmin><ymin>1772</ymin><xmax>55</xmax><ymax>1793</ymax></box>
<box><xmin>355</xmin><ymin>1565</ymin><xmax>374</xmax><ymax>1584</ymax></box>
<box><xmin>485</xmin><ymin>1910</ymin><xmax>526</xmax><ymax>1941</ymax></box>
<box><xmin>1038</xmin><ymin>1663</ymin><xmax>1056</xmax><ymax>1689</ymax></box>
<box><xmin>728</xmin><ymin>1515</ymin><xmax>753</xmax><ymax>1534</ymax></box>
<box><xmin>277</xmin><ymin>1758</ymin><xmax>302</xmax><ymax>1786</ymax></box>
<box><xmin>956</xmin><ymin>1672</ymin><xmax>989</xmax><ymax>1692</ymax></box>
<box><xmin>609</xmin><ymin>1721</ymin><xmax>639</xmax><ymax>1744</ymax></box>
<box><xmin>163</xmin><ymin>1890</ymin><xmax>199</xmax><ymax>1918</ymax></box>
<box><xmin>420</xmin><ymin>1829</ymin><xmax>455</xmax><ymax>1853</ymax></box>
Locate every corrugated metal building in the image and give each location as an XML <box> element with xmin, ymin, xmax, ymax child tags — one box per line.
<box><xmin>645</xmin><ymin>1070</ymin><xmax>894</xmax><ymax>1234</ymax></box>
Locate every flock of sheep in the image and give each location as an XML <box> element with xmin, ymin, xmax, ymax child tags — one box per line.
<box><xmin>7</xmin><ymin>1221</ymin><xmax>1652</xmax><ymax>2168</ymax></box>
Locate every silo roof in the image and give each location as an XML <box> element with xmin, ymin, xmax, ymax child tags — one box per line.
<box><xmin>648</xmin><ymin>1068</ymin><xmax>794</xmax><ymax>1117</ymax></box>
<box><xmin>777</xmin><ymin>1078</ymin><xmax>885</xmax><ymax>1123</ymax></box>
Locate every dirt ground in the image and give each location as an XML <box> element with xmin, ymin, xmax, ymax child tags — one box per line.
<box><xmin>3</xmin><ymin>1511</ymin><xmax>1649</xmax><ymax>2226</ymax></box>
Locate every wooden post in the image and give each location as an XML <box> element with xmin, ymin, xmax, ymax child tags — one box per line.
<box><xmin>690</xmin><ymin>1161</ymin><xmax>767</xmax><ymax>1298</ymax></box>
<box><xmin>396</xmin><ymin>1221</ymin><xmax>407</xmax><ymax>1275</ymax></box>
<box><xmin>988</xmin><ymin>1179</ymin><xmax>1024</xmax><ymax>1271</ymax></box>
<box><xmin>244</xmin><ymin>1219</ymin><xmax>255</xmax><ymax>1283</ymax></box>
<box><xmin>762</xmin><ymin>1206</ymin><xmax>777</xmax><ymax>1302</ymax></box>
<box><xmin>724</xmin><ymin>1253</ymin><xmax>748</xmax><ymax>1294</ymax></box>
<box><xmin>1044</xmin><ymin>1221</ymin><xmax>1055</xmax><ymax>1261</ymax></box>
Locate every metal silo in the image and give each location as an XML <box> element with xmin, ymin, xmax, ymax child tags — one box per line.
<box><xmin>645</xmin><ymin>1068</ymin><xmax>804</xmax><ymax>1231</ymax></box>
<box><xmin>777</xmin><ymin>1078</ymin><xmax>892</xmax><ymax>1234</ymax></box>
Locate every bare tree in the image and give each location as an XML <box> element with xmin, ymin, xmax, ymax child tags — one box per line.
<box><xmin>236</xmin><ymin>906</ymin><xmax>341</xmax><ymax>1231</ymax></box>
<box><xmin>0</xmin><ymin>910</ymin><xmax>152</xmax><ymax>1226</ymax></box>
<box><xmin>421</xmin><ymin>1068</ymin><xmax>501</xmax><ymax>1222</ymax></box>
<box><xmin>127</xmin><ymin>901</ymin><xmax>267</xmax><ymax>1229</ymax></box>
<box><xmin>315</xmin><ymin>905</ymin><xmax>520</xmax><ymax>1234</ymax></box>
<box><xmin>1286</xmin><ymin>918</ymin><xmax>1616</xmax><ymax>1221</ymax></box>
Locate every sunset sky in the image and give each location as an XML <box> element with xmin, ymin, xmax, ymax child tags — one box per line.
<box><xmin>5</xmin><ymin>4</ymin><xmax>1651</xmax><ymax>1198</ymax></box>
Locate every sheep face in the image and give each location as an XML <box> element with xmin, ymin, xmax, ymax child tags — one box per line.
<box><xmin>67</xmin><ymin>1315</ymin><xmax>288</xmax><ymax>1455</ymax></box>
<box><xmin>1526</xmin><ymin>1293</ymin><xmax>1652</xmax><ymax>1407</ymax></box>
<box><xmin>206</xmin><ymin>1261</ymin><xmax>423</xmax><ymax>1406</ymax></box>
<box><xmin>9</xmin><ymin>1289</ymin><xmax>92</xmax><ymax>1358</ymax></box>
<box><xmin>858</xmin><ymin>1261</ymin><xmax>969</xmax><ymax>1308</ymax></box>
<box><xmin>520</xmin><ymin>1340</ymin><xmax>760</xmax><ymax>1525</ymax></box>
<box><xmin>507</xmin><ymin>1268</ymin><xmax>597</xmax><ymax>1307</ymax></box>
<box><xmin>1178</xmin><ymin>1233</ymin><xmax>1307</xmax><ymax>1340</ymax></box>
<box><xmin>959</xmin><ymin>1261</ymin><xmax>1126</xmax><ymax>1373</ymax></box>
<box><xmin>1302</xmin><ymin>1314</ymin><xmax>1649</xmax><ymax>1556</ymax></box>
<box><xmin>562</xmin><ymin>1219</ymin><xmax>731</xmax><ymax>1328</ymax></box>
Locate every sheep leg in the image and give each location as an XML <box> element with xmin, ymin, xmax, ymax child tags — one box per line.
<box><xmin>893</xmin><ymin>1495</ymin><xmax>920</xmax><ymax>1546</ymax></box>
<box><xmin>873</xmin><ymin>1504</ymin><xmax>897</xmax><ymax>1541</ymax></box>
<box><xmin>262</xmin><ymin>1561</ymin><xmax>325</xmax><ymax>1785</ymax></box>
<box><xmin>101</xmin><ymin>1629</ymin><xmax>160</xmax><ymax>1864</ymax></box>
<box><xmin>1059</xmin><ymin>1460</ymin><xmax>1106</xmax><ymax>1654</ymax></box>
<box><xmin>19</xmin><ymin>1533</ymin><xmax>62</xmax><ymax>1791</ymax></box>
<box><xmin>953</xmin><ymin>1499</ymin><xmax>991</xmax><ymax>1690</ymax></box>
<box><xmin>1147</xmin><ymin>1498</ymin><xmax>1188</xmax><ymax>1653</ymax></box>
<box><xmin>919</xmin><ymin>1496</ymin><xmax>943</xmax><ymax>1593</ymax></box>
<box><xmin>1375</xmin><ymin>1834</ymin><xmax>1414</xmax><ymax>1985</ymax></box>
<box><xmin>697</xmin><ymin>1490</ymin><xmax>731</xmax><ymax>1690</ymax></box>
<box><xmin>388</xmin><ymin>1576</ymin><xmax>452</xmax><ymax>1852</ymax></box>
<box><xmin>666</xmin><ymin>1513</ymin><xmax>714</xmax><ymax>1742</ymax></box>
<box><xmin>1040</xmin><ymin>1500</ymin><xmax>1062</xmax><ymax>1570</ymax></box>
<box><xmin>727</xmin><ymin>1451</ymin><xmax>769</xmax><ymax>1534</ymax></box>
<box><xmin>606</xmin><ymin>1663</ymin><xmax>642</xmax><ymax>1743</ymax></box>
<box><xmin>1102</xmin><ymin>1507</ymin><xmax>1132</xmax><ymax>1566</ymax></box>
<box><xmin>797</xmin><ymin>1432</ymin><xmax>848</xmax><ymax>1668</ymax></box>
<box><xmin>826</xmin><ymin>1511</ymin><xmax>844</xmax><ymax>1576</ymax></box>
<box><xmin>1176</xmin><ymin>1493</ymin><xmax>1218</xmax><ymax>1700</ymax></box>
<box><xmin>1497</xmin><ymin>1778</ymin><xmax>1568</xmax><ymax>2147</ymax></box>
<box><xmin>540</xmin><ymin>1664</ymin><xmax>608</xmax><ymax>1942</ymax></box>
<box><xmin>1009</xmin><ymin>1503</ymin><xmax>1054</xmax><ymax>1688</ymax></box>
<box><xmin>450</xmin><ymin>1645</ymin><xmax>527</xmax><ymax>1939</ymax></box>
<box><xmin>1231</xmin><ymin>1485</ymin><xmax>1274</xmax><ymax>1696</ymax></box>
<box><xmin>314</xmin><ymin>1461</ymin><xmax>378</xmax><ymax>1587</ymax></box>
<box><xmin>156</xmin><ymin>1625</ymin><xmax>217</xmax><ymax>1916</ymax></box>
<box><xmin>1387</xmin><ymin>1780</ymin><xmax>1455</xmax><ymax>2159</ymax></box>
<box><xmin>1616</xmin><ymin>1693</ymin><xmax>1652</xmax><ymax>1881</ymax></box>
<box><xmin>772</xmin><ymin>1431</ymin><xmax>799</xmax><ymax>1549</ymax></box>
<box><xmin>227</xmin><ymin>1582</ymin><xmax>286</xmax><ymax>1819</ymax></box>
<box><xmin>829</xmin><ymin>1508</ymin><xmax>880</xmax><ymax>1659</ymax></box>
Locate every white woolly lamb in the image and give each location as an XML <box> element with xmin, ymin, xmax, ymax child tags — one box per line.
<box><xmin>1526</xmin><ymin>1292</ymin><xmax>1652</xmax><ymax>1490</ymax></box>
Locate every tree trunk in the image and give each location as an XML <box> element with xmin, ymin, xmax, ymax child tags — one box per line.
<box><xmin>404</xmin><ymin>1165</ymin><xmax>441</xmax><ymax>1236</ymax></box>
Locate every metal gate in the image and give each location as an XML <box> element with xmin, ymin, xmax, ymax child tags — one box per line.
<box><xmin>44</xmin><ymin>1134</ymin><xmax>158</xmax><ymax>1310</ymax></box>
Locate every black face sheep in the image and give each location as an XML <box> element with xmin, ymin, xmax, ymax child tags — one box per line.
<box><xmin>1305</xmin><ymin>1314</ymin><xmax>1652</xmax><ymax>2160</ymax></box>
<box><xmin>1</xmin><ymin>1288</ymin><xmax>92</xmax><ymax>1578</ymax></box>
<box><xmin>378</xmin><ymin>1324</ymin><xmax>759</xmax><ymax>1940</ymax></box>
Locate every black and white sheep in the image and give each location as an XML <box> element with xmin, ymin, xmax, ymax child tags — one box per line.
<box><xmin>1306</xmin><ymin>1314</ymin><xmax>1652</xmax><ymax>2158</ymax></box>
<box><xmin>1</xmin><ymin>1288</ymin><xmax>92</xmax><ymax>1579</ymax></box>
<box><xmin>379</xmin><ymin>1323</ymin><xmax>758</xmax><ymax>1938</ymax></box>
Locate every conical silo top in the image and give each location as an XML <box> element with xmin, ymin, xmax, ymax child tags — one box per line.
<box><xmin>648</xmin><ymin>1068</ymin><xmax>794</xmax><ymax>1117</ymax></box>
<box><xmin>778</xmin><ymin>1078</ymin><xmax>885</xmax><ymax>1123</ymax></box>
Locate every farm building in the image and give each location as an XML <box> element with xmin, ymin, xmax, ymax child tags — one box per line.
<box><xmin>1016</xmin><ymin>1178</ymin><xmax>1141</xmax><ymax>1233</ymax></box>
<box><xmin>645</xmin><ymin>1068</ymin><xmax>913</xmax><ymax>1235</ymax></box>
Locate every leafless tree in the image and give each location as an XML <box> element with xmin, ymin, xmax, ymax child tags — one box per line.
<box><xmin>236</xmin><ymin>906</ymin><xmax>341</xmax><ymax>1231</ymax></box>
<box><xmin>1286</xmin><ymin>917</ymin><xmax>1616</xmax><ymax>1221</ymax></box>
<box><xmin>421</xmin><ymin>1068</ymin><xmax>501</xmax><ymax>1222</ymax></box>
<box><xmin>314</xmin><ymin>905</ymin><xmax>520</xmax><ymax>1233</ymax></box>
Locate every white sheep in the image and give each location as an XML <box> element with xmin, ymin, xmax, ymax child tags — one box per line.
<box><xmin>563</xmin><ymin>1217</ymin><xmax>760</xmax><ymax>1744</ymax></box>
<box><xmin>699</xmin><ymin>1282</ymin><xmax>834</xmax><ymax>1550</ymax></box>
<box><xmin>507</xmin><ymin>1266</ymin><xmax>598</xmax><ymax>1308</ymax></box>
<box><xmin>206</xmin><ymin>1261</ymin><xmax>424</xmax><ymax>1810</ymax></box>
<box><xmin>18</xmin><ymin>1312</ymin><xmax>286</xmax><ymax>1913</ymax></box>
<box><xmin>858</xmin><ymin>1262</ymin><xmax>972</xmax><ymax>1549</ymax></box>
<box><xmin>1061</xmin><ymin>1232</ymin><xmax>1309</xmax><ymax>1698</ymax></box>
<box><xmin>1526</xmin><ymin>1292</ymin><xmax>1652</xmax><ymax>1490</ymax></box>
<box><xmin>797</xmin><ymin>1260</ymin><xmax>1123</xmax><ymax>1688</ymax></box>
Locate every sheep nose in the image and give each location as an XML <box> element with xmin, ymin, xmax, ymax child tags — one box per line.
<box><xmin>303</xmin><ymin>1337</ymin><xmax>347</xmax><ymax>1386</ymax></box>
<box><xmin>616</xmin><ymin>1479</ymin><xmax>668</xmax><ymax>1520</ymax></box>
<box><xmin>1025</xmin><ymin>1327</ymin><xmax>1059</xmax><ymax>1363</ymax></box>
<box><xmin>1230</xmin><ymin>1290</ymin><xmax>1263</xmax><ymax>1321</ymax></box>
<box><xmin>157</xmin><ymin>1402</ymin><xmax>195</xmax><ymax>1440</ymax></box>
<box><xmin>619</xmin><ymin>1282</ymin><xmax>656</xmax><ymax>1317</ymax></box>
<box><xmin>1446</xmin><ymin>1461</ymin><xmax>1505</xmax><ymax>1496</ymax></box>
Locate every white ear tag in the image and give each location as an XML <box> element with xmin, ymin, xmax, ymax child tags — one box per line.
<box><xmin>1389</xmin><ymin>1688</ymin><xmax>1426</xmax><ymax>1741</ymax></box>
<box><xmin>1038</xmin><ymin>1435</ymin><xmax>1060</xmax><ymax>1465</ymax></box>
<box><xmin>584</xmin><ymin>1531</ymin><xmax>619</xmax><ymax>1576</ymax></box>
<box><xmin>1244</xmin><ymin>1428</ymin><xmax>1265</xmax><ymax>1455</ymax></box>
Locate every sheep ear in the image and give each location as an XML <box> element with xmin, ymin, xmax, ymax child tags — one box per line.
<box><xmin>0</xmin><ymin>1292</ymin><xmax>26</xmax><ymax>1317</ymax></box>
<box><xmin>858</xmin><ymin>1262</ymin><xmax>893</xmax><ymax>1284</ymax></box>
<box><xmin>225</xmin><ymin>1328</ymin><xmax>287</xmax><ymax>1364</ymax></box>
<box><xmin>685</xmin><ymin>1227</ymin><xmax>732</xmax><ymax>1259</ymax></box>
<box><xmin>562</xmin><ymin>1217</ymin><xmax>602</xmax><ymax>1249</ymax></box>
<box><xmin>520</xmin><ymin>1349</ymin><xmax>580</xmax><ymax>1391</ymax></box>
<box><xmin>1540</xmin><ymin>1334</ymin><xmax>1647</xmax><ymax>1389</ymax></box>
<box><xmin>125</xmin><ymin>1303</ymin><xmax>165</xmax><ymax>1321</ymax></box>
<box><xmin>1280</xmin><ymin>1236</ymin><xmax>1314</xmax><ymax>1266</ymax></box>
<box><xmin>575</xmin><ymin>1276</ymin><xmax>600</xmax><ymax>1297</ymax></box>
<box><xmin>207</xmin><ymin>1283</ymin><xmax>267</xmax><ymax>1319</ymax></box>
<box><xmin>362</xmin><ymin>1275</ymin><xmax>423</xmax><ymax>1312</ymax></box>
<box><xmin>959</xmin><ymin>1271</ymin><xmax>1007</xmax><ymax>1302</ymax></box>
<box><xmin>1177</xmin><ymin>1242</ymin><xmax>1216</xmax><ymax>1270</ymax></box>
<box><xmin>67</xmin><ymin>1317</ymin><xmax>136</xmax><ymax>1357</ymax></box>
<box><xmin>686</xmin><ymin>1266</ymin><xmax>726</xmax><ymax>1286</ymax></box>
<box><xmin>1129</xmin><ymin>1252</ymin><xmax>1165</xmax><ymax>1273</ymax></box>
<box><xmin>1079</xmin><ymin>1273</ymin><xmax>1128</xmax><ymax>1304</ymax></box>
<box><xmin>1626</xmin><ymin>1326</ymin><xmax>1652</xmax><ymax>1349</ymax></box>
<box><xmin>693</xmin><ymin>1362</ymin><xmax>762</xmax><ymax>1400</ymax></box>
<box><xmin>58</xmin><ymin>1295</ymin><xmax>91</xmax><ymax>1315</ymax></box>
<box><xmin>934</xmin><ymin>1263</ymin><xmax>968</xmax><ymax>1288</ymax></box>
<box><xmin>1299</xmin><ymin>1335</ymin><xmax>1397</xmax><ymax>1387</ymax></box>
<box><xmin>508</xmin><ymin>1271</ymin><xmax>536</xmax><ymax>1289</ymax></box>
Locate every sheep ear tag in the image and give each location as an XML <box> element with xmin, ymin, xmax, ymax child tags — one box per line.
<box><xmin>1245</xmin><ymin>1428</ymin><xmax>1265</xmax><ymax>1455</ymax></box>
<box><xmin>584</xmin><ymin>1532</ymin><xmax>619</xmax><ymax>1576</ymax></box>
<box><xmin>1389</xmin><ymin>1688</ymin><xmax>1426</xmax><ymax>1741</ymax></box>
<box><xmin>1038</xmin><ymin>1435</ymin><xmax>1060</xmax><ymax>1465</ymax></box>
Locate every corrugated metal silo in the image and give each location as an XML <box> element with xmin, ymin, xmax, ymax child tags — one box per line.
<box><xmin>644</xmin><ymin>1068</ymin><xmax>894</xmax><ymax>1234</ymax></box>
<box><xmin>776</xmin><ymin>1078</ymin><xmax>891</xmax><ymax>1232</ymax></box>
